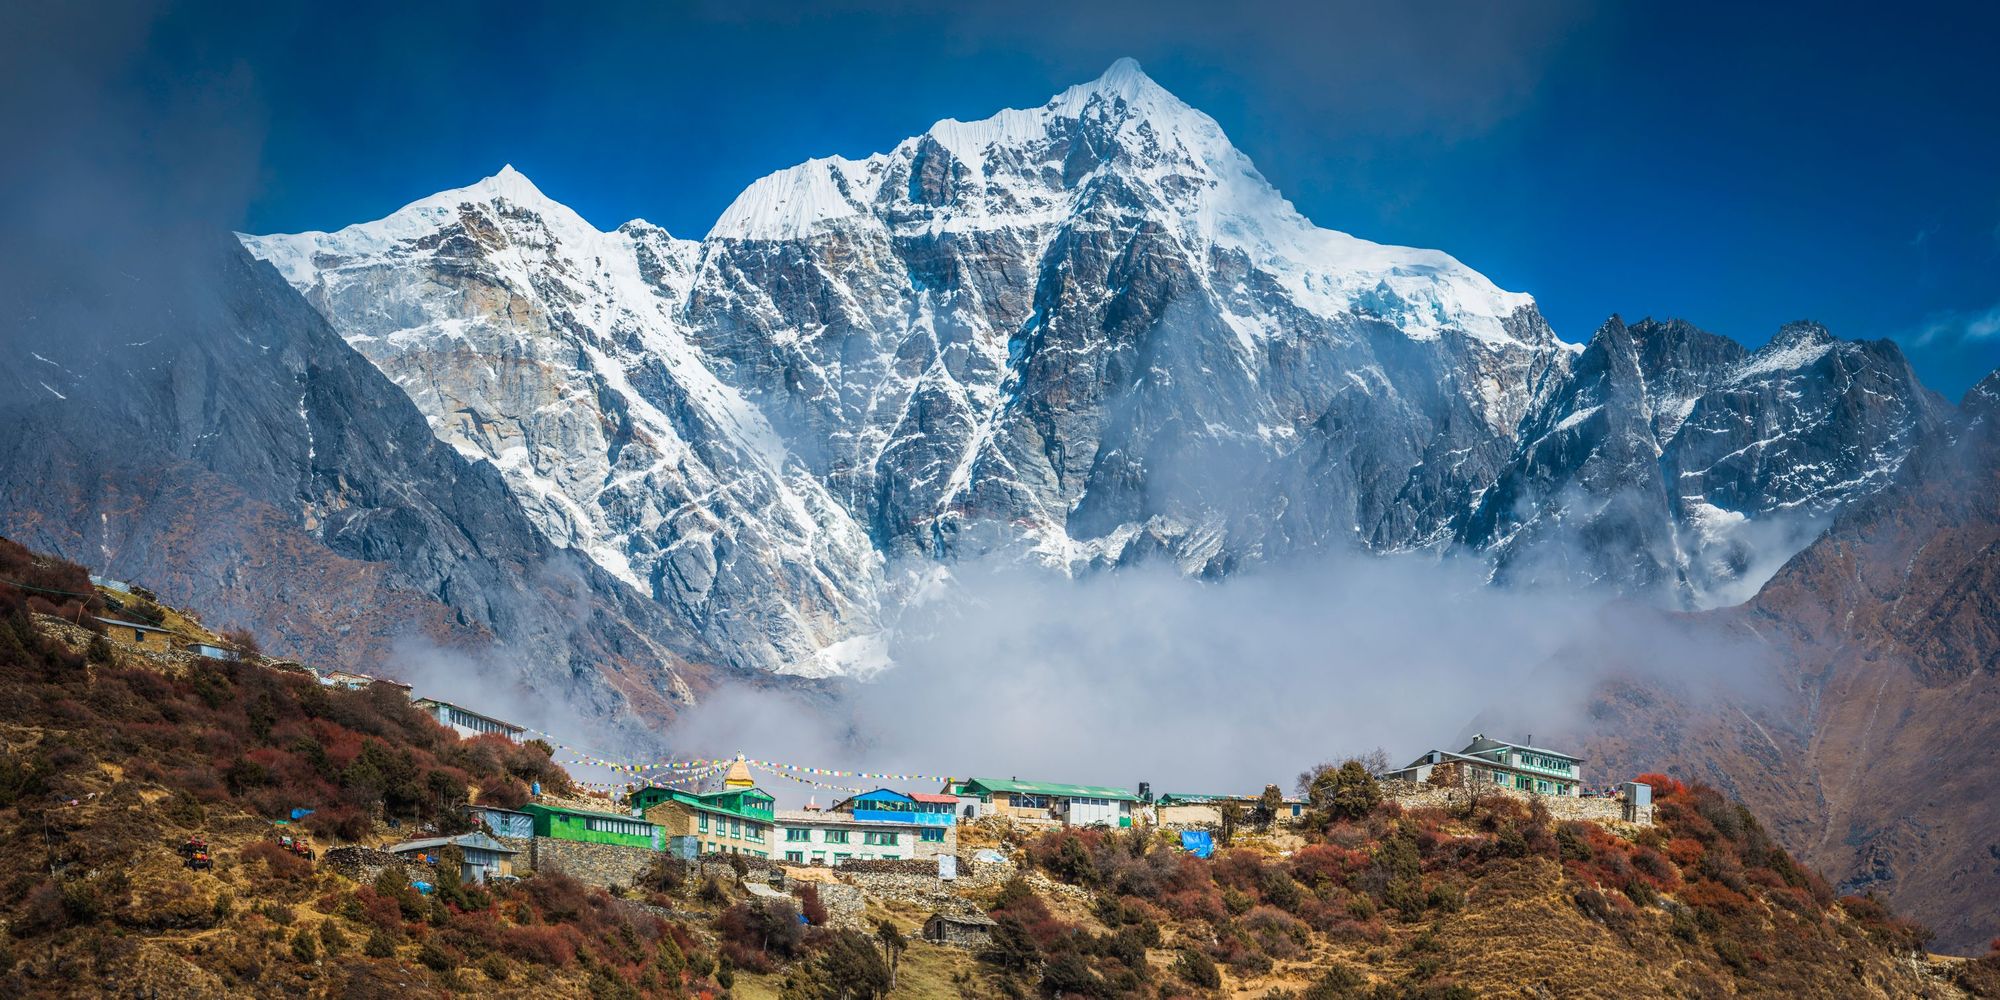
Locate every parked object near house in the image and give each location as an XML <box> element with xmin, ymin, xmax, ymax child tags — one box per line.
<box><xmin>951</xmin><ymin>778</ymin><xmax>1138</xmax><ymax>827</ymax></box>
<box><xmin>522</xmin><ymin>802</ymin><xmax>662</xmax><ymax>850</ymax></box>
<box><xmin>1382</xmin><ymin>734</ymin><xmax>1584</xmax><ymax>798</ymax></box>
<box><xmin>632</xmin><ymin>785</ymin><xmax>775</xmax><ymax>857</ymax></box>
<box><xmin>93</xmin><ymin>616</ymin><xmax>176</xmax><ymax>650</ymax></box>
<box><xmin>922</xmin><ymin>912</ymin><xmax>998</xmax><ymax>949</ymax></box>
<box><xmin>388</xmin><ymin>832</ymin><xmax>519</xmax><ymax>883</ymax></box>
<box><xmin>1178</xmin><ymin>830</ymin><xmax>1214</xmax><ymax>859</ymax></box>
<box><xmin>412</xmin><ymin>697</ymin><xmax>525</xmax><ymax>742</ymax></box>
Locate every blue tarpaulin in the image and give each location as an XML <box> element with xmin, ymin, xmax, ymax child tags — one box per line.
<box><xmin>290</xmin><ymin>808</ymin><xmax>315</xmax><ymax>821</ymax></box>
<box><xmin>1179</xmin><ymin>830</ymin><xmax>1214</xmax><ymax>859</ymax></box>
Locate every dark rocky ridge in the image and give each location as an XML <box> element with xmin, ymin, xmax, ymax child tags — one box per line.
<box><xmin>1468</xmin><ymin>316</ymin><xmax>1945</xmax><ymax>605</ymax></box>
<box><xmin>0</xmin><ymin>236</ymin><xmax>711</xmax><ymax>723</ymax></box>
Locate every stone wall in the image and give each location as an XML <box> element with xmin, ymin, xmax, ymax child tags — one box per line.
<box><xmin>320</xmin><ymin>846</ymin><xmax>420</xmax><ymax>885</ymax></box>
<box><xmin>495</xmin><ymin>835</ymin><xmax>534</xmax><ymax>870</ymax></box>
<box><xmin>806</xmin><ymin>881</ymin><xmax>867</xmax><ymax>930</ymax></box>
<box><xmin>834</xmin><ymin>857</ymin><xmax>1018</xmax><ymax>913</ymax></box>
<box><xmin>530</xmin><ymin>837</ymin><xmax>662</xmax><ymax>888</ymax></box>
<box><xmin>1382</xmin><ymin>779</ymin><xmax>1652</xmax><ymax>826</ymax></box>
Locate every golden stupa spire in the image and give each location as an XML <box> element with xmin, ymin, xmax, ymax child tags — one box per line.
<box><xmin>722</xmin><ymin>752</ymin><xmax>755</xmax><ymax>790</ymax></box>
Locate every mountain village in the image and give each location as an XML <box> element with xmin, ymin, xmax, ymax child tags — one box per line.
<box><xmin>61</xmin><ymin>568</ymin><xmax>1658</xmax><ymax>929</ymax></box>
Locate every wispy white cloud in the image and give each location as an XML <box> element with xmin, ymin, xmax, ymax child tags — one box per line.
<box><xmin>1911</xmin><ymin>302</ymin><xmax>2000</xmax><ymax>345</ymax></box>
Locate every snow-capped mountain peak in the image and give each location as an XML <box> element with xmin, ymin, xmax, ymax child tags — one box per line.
<box><xmin>243</xmin><ymin>61</ymin><xmax>1941</xmax><ymax>680</ymax></box>
<box><xmin>242</xmin><ymin>164</ymin><xmax>891</xmax><ymax>679</ymax></box>
<box><xmin>710</xmin><ymin>59</ymin><xmax>1541</xmax><ymax>349</ymax></box>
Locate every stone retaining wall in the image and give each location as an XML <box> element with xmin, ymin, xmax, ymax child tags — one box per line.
<box><xmin>806</xmin><ymin>882</ymin><xmax>867</xmax><ymax>930</ymax></box>
<box><xmin>834</xmin><ymin>857</ymin><xmax>1018</xmax><ymax>913</ymax></box>
<box><xmin>530</xmin><ymin>837</ymin><xmax>662</xmax><ymax>888</ymax></box>
<box><xmin>320</xmin><ymin>846</ymin><xmax>420</xmax><ymax>885</ymax></box>
<box><xmin>1382</xmin><ymin>780</ymin><xmax>1652</xmax><ymax>826</ymax></box>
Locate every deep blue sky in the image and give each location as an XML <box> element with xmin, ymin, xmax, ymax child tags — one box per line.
<box><xmin>100</xmin><ymin>1</ymin><xmax>2000</xmax><ymax>394</ymax></box>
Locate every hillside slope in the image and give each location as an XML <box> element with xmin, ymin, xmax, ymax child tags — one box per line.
<box><xmin>0</xmin><ymin>539</ymin><xmax>1988</xmax><ymax>997</ymax></box>
<box><xmin>1583</xmin><ymin>370</ymin><xmax>2000</xmax><ymax>954</ymax></box>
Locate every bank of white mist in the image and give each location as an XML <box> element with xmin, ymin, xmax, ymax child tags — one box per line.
<box><xmin>668</xmin><ymin>553</ymin><xmax>1779</xmax><ymax>803</ymax></box>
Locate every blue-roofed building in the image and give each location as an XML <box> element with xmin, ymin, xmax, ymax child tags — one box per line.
<box><xmin>830</xmin><ymin>788</ymin><xmax>957</xmax><ymax>827</ymax></box>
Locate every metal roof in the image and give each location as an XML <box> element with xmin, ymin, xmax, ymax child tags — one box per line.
<box><xmin>411</xmin><ymin>698</ymin><xmax>526</xmax><ymax>731</ymax></box>
<box><xmin>963</xmin><ymin>777</ymin><xmax>1138</xmax><ymax>801</ymax></box>
<box><xmin>521</xmin><ymin>802</ymin><xmax>656</xmax><ymax>825</ymax></box>
<box><xmin>1462</xmin><ymin>734</ymin><xmax>1585</xmax><ymax>762</ymax></box>
<box><xmin>638</xmin><ymin>787</ymin><xmax>773</xmax><ymax>823</ymax></box>
<box><xmin>908</xmin><ymin>793</ymin><xmax>959</xmax><ymax>804</ymax></box>
<box><xmin>387</xmin><ymin>832</ymin><xmax>518</xmax><ymax>855</ymax></box>
<box><xmin>94</xmin><ymin>616</ymin><xmax>172</xmax><ymax>633</ymax></box>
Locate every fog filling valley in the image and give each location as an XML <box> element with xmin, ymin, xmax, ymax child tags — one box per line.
<box><xmin>655</xmin><ymin>553</ymin><xmax>1784</xmax><ymax>802</ymax></box>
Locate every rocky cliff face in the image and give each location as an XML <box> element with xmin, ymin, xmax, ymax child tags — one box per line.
<box><xmin>244</xmin><ymin>60</ymin><xmax>1947</xmax><ymax>676</ymax></box>
<box><xmin>1579</xmin><ymin>369</ymin><xmax>2000</xmax><ymax>953</ymax></box>
<box><xmin>0</xmin><ymin>236</ymin><xmax>710</xmax><ymax>722</ymax></box>
<box><xmin>1467</xmin><ymin>317</ymin><xmax>1946</xmax><ymax>605</ymax></box>
<box><xmin>242</xmin><ymin>168</ymin><xmax>887</xmax><ymax>677</ymax></box>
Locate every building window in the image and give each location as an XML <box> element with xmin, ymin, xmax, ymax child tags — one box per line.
<box><xmin>864</xmin><ymin>831</ymin><xmax>899</xmax><ymax>846</ymax></box>
<box><xmin>785</xmin><ymin>851</ymin><xmax>804</xmax><ymax>862</ymax></box>
<box><xmin>834</xmin><ymin>853</ymin><xmax>852</xmax><ymax>862</ymax></box>
<box><xmin>698</xmin><ymin>814</ymin><xmax>708</xmax><ymax>833</ymax></box>
<box><xmin>730</xmin><ymin>819</ymin><xmax>741</xmax><ymax>838</ymax></box>
<box><xmin>824</xmin><ymin>830</ymin><xmax>849</xmax><ymax>844</ymax></box>
<box><xmin>786</xmin><ymin>828</ymin><xmax>811</xmax><ymax>842</ymax></box>
<box><xmin>1515</xmin><ymin>775</ymin><xmax>1532</xmax><ymax>791</ymax></box>
<box><xmin>920</xmin><ymin>828</ymin><xmax>945</xmax><ymax>842</ymax></box>
<box><xmin>1013</xmin><ymin>793</ymin><xmax>1049</xmax><ymax>809</ymax></box>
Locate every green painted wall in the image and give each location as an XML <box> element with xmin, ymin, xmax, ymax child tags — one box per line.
<box><xmin>524</xmin><ymin>805</ymin><xmax>661</xmax><ymax>850</ymax></box>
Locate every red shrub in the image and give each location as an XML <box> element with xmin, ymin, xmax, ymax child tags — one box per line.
<box><xmin>240</xmin><ymin>840</ymin><xmax>312</xmax><ymax>881</ymax></box>
<box><xmin>503</xmin><ymin>924</ymin><xmax>580</xmax><ymax>967</ymax></box>
<box><xmin>1289</xmin><ymin>843</ymin><xmax>1368</xmax><ymax>889</ymax></box>
<box><xmin>1633</xmin><ymin>772</ymin><xmax>1686</xmax><ymax>799</ymax></box>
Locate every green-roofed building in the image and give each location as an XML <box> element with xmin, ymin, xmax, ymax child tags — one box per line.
<box><xmin>520</xmin><ymin>803</ymin><xmax>662</xmax><ymax>850</ymax></box>
<box><xmin>631</xmin><ymin>785</ymin><xmax>776</xmax><ymax>858</ymax></box>
<box><xmin>953</xmin><ymin>777</ymin><xmax>1137</xmax><ymax>828</ymax></box>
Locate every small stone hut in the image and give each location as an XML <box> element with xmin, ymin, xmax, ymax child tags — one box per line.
<box><xmin>922</xmin><ymin>912</ymin><xmax>997</xmax><ymax>948</ymax></box>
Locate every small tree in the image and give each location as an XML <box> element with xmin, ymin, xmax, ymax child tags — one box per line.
<box><xmin>1174</xmin><ymin>948</ymin><xmax>1221</xmax><ymax>988</ymax></box>
<box><xmin>1255</xmin><ymin>784</ymin><xmax>1284</xmax><ymax>830</ymax></box>
<box><xmin>291</xmin><ymin>925</ymin><xmax>319</xmax><ymax>963</ymax></box>
<box><xmin>875</xmin><ymin>919</ymin><xmax>906</xmax><ymax>989</ymax></box>
<box><xmin>986</xmin><ymin>913</ymin><xmax>1041</xmax><ymax>974</ymax></box>
<box><xmin>1306</xmin><ymin>760</ymin><xmax>1382</xmax><ymax>825</ymax></box>
<box><xmin>220</xmin><ymin>627</ymin><xmax>261</xmax><ymax>660</ymax></box>
<box><xmin>1219</xmin><ymin>801</ymin><xmax>1242</xmax><ymax>846</ymax></box>
<box><xmin>798</xmin><ymin>883</ymin><xmax>828</xmax><ymax>925</ymax></box>
<box><xmin>812</xmin><ymin>929</ymin><xmax>891</xmax><ymax>999</ymax></box>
